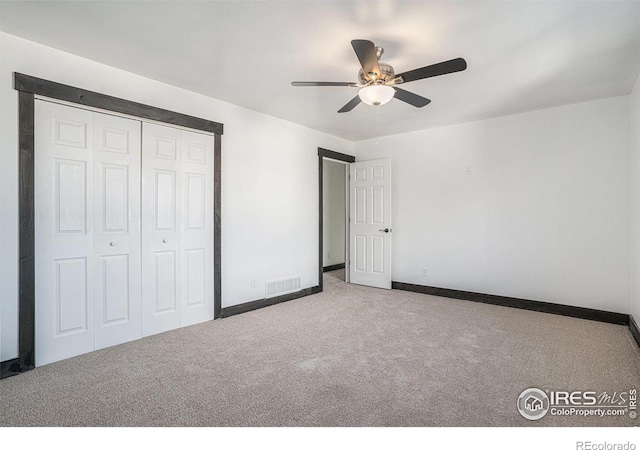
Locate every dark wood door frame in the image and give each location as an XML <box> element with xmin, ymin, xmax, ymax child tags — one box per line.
<box><xmin>318</xmin><ymin>148</ymin><xmax>355</xmax><ymax>291</ymax></box>
<box><xmin>1</xmin><ymin>73</ymin><xmax>224</xmax><ymax>379</ymax></box>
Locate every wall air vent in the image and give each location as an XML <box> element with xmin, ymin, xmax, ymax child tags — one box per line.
<box><xmin>265</xmin><ymin>276</ymin><xmax>301</xmax><ymax>299</ymax></box>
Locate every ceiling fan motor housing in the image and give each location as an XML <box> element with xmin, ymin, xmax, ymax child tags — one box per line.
<box><xmin>358</xmin><ymin>62</ymin><xmax>395</xmax><ymax>85</ymax></box>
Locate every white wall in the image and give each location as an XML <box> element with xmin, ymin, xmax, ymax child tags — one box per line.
<box><xmin>354</xmin><ymin>97</ymin><xmax>631</xmax><ymax>314</ymax></box>
<box><xmin>631</xmin><ymin>74</ymin><xmax>640</xmax><ymax>325</ymax></box>
<box><xmin>323</xmin><ymin>159</ymin><xmax>346</xmax><ymax>267</ymax></box>
<box><xmin>0</xmin><ymin>32</ymin><xmax>354</xmax><ymax>361</ymax></box>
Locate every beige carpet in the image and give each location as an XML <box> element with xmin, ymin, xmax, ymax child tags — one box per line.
<box><xmin>1</xmin><ymin>269</ymin><xmax>639</xmax><ymax>427</ymax></box>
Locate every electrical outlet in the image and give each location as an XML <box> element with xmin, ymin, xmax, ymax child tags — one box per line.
<box><xmin>251</xmin><ymin>279</ymin><xmax>256</xmax><ymax>288</ymax></box>
<box><xmin>421</xmin><ymin>268</ymin><xmax>428</xmax><ymax>277</ymax></box>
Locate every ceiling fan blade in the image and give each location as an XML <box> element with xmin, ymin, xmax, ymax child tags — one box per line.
<box><xmin>338</xmin><ymin>95</ymin><xmax>362</xmax><ymax>113</ymax></box>
<box><xmin>291</xmin><ymin>81</ymin><xmax>358</xmax><ymax>87</ymax></box>
<box><xmin>396</xmin><ymin>58</ymin><xmax>467</xmax><ymax>83</ymax></box>
<box><xmin>351</xmin><ymin>39</ymin><xmax>381</xmax><ymax>79</ymax></box>
<box><xmin>392</xmin><ymin>87</ymin><xmax>431</xmax><ymax>108</ymax></box>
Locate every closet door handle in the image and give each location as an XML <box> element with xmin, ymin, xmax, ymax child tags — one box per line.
<box><xmin>379</xmin><ymin>228</ymin><xmax>390</xmax><ymax>233</ymax></box>
<box><xmin>162</xmin><ymin>239</ymin><xmax>167</xmax><ymax>244</ymax></box>
<box><xmin>109</xmin><ymin>241</ymin><xmax>116</xmax><ymax>247</ymax></box>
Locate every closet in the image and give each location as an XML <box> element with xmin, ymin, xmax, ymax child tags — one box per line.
<box><xmin>35</xmin><ymin>100</ymin><xmax>215</xmax><ymax>366</ymax></box>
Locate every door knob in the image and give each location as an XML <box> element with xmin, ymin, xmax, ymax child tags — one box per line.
<box><xmin>379</xmin><ymin>228</ymin><xmax>390</xmax><ymax>233</ymax></box>
<box><xmin>162</xmin><ymin>239</ymin><xmax>167</xmax><ymax>243</ymax></box>
<box><xmin>109</xmin><ymin>242</ymin><xmax>115</xmax><ymax>246</ymax></box>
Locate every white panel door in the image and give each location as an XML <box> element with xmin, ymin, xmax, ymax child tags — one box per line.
<box><xmin>35</xmin><ymin>100</ymin><xmax>95</xmax><ymax>366</ymax></box>
<box><xmin>93</xmin><ymin>113</ymin><xmax>142</xmax><ymax>350</ymax></box>
<box><xmin>349</xmin><ymin>158</ymin><xmax>392</xmax><ymax>289</ymax></box>
<box><xmin>180</xmin><ymin>130</ymin><xmax>214</xmax><ymax>326</ymax></box>
<box><xmin>36</xmin><ymin>101</ymin><xmax>215</xmax><ymax>364</ymax></box>
<box><xmin>142</xmin><ymin>123</ymin><xmax>182</xmax><ymax>336</ymax></box>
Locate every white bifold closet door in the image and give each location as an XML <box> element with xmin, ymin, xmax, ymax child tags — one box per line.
<box><xmin>93</xmin><ymin>113</ymin><xmax>143</xmax><ymax>350</ymax></box>
<box><xmin>141</xmin><ymin>122</ymin><xmax>214</xmax><ymax>337</ymax></box>
<box><xmin>35</xmin><ymin>100</ymin><xmax>142</xmax><ymax>366</ymax></box>
<box><xmin>35</xmin><ymin>101</ymin><xmax>214</xmax><ymax>366</ymax></box>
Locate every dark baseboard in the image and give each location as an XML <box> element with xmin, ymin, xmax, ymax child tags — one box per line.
<box><xmin>4</xmin><ymin>287</ymin><xmax>637</xmax><ymax>380</ymax></box>
<box><xmin>629</xmin><ymin>316</ymin><xmax>640</xmax><ymax>348</ymax></box>
<box><xmin>323</xmin><ymin>263</ymin><xmax>345</xmax><ymax>273</ymax></box>
<box><xmin>221</xmin><ymin>286</ymin><xmax>321</xmax><ymax>318</ymax></box>
<box><xmin>392</xmin><ymin>282</ymin><xmax>629</xmax><ymax>326</ymax></box>
<box><xmin>0</xmin><ymin>358</ymin><xmax>21</xmax><ymax>380</ymax></box>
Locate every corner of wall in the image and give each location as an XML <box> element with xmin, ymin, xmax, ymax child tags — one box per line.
<box><xmin>630</xmin><ymin>72</ymin><xmax>640</xmax><ymax>325</ymax></box>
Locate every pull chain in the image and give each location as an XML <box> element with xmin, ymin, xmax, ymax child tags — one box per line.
<box><xmin>375</xmin><ymin>104</ymin><xmax>380</xmax><ymax>147</ymax></box>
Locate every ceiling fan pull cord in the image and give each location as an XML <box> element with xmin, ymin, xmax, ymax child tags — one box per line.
<box><xmin>376</xmin><ymin>104</ymin><xmax>380</xmax><ymax>147</ymax></box>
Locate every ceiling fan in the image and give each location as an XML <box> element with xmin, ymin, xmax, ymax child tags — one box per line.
<box><xmin>291</xmin><ymin>39</ymin><xmax>467</xmax><ymax>113</ymax></box>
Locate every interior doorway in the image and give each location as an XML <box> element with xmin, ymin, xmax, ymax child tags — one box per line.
<box><xmin>318</xmin><ymin>148</ymin><xmax>354</xmax><ymax>291</ymax></box>
<box><xmin>323</xmin><ymin>159</ymin><xmax>347</xmax><ymax>277</ymax></box>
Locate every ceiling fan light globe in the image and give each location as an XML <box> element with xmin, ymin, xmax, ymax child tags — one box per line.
<box><xmin>358</xmin><ymin>85</ymin><xmax>395</xmax><ymax>106</ymax></box>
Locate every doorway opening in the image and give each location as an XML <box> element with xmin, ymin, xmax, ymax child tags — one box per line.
<box><xmin>318</xmin><ymin>148</ymin><xmax>354</xmax><ymax>291</ymax></box>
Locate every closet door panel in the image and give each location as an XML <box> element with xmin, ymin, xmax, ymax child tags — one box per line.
<box><xmin>142</xmin><ymin>123</ymin><xmax>182</xmax><ymax>336</ymax></box>
<box><xmin>93</xmin><ymin>112</ymin><xmax>142</xmax><ymax>350</ymax></box>
<box><xmin>35</xmin><ymin>100</ymin><xmax>95</xmax><ymax>366</ymax></box>
<box><xmin>36</xmin><ymin>101</ymin><xmax>216</xmax><ymax>365</ymax></box>
<box><xmin>180</xmin><ymin>130</ymin><xmax>214</xmax><ymax>326</ymax></box>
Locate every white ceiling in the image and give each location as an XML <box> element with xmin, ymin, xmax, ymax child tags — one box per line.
<box><xmin>1</xmin><ymin>1</ymin><xmax>639</xmax><ymax>141</ymax></box>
